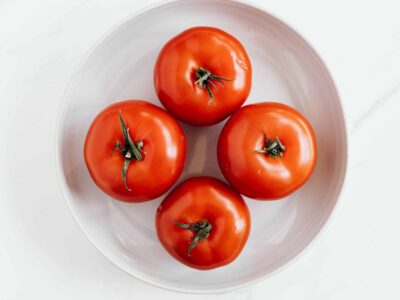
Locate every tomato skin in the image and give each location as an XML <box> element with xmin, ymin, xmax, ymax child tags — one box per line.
<box><xmin>154</xmin><ymin>26</ymin><xmax>252</xmax><ymax>126</ymax></box>
<box><xmin>217</xmin><ymin>102</ymin><xmax>317</xmax><ymax>200</ymax></box>
<box><xmin>84</xmin><ymin>100</ymin><xmax>186</xmax><ymax>202</ymax></box>
<box><xmin>156</xmin><ymin>177</ymin><xmax>250</xmax><ymax>270</ymax></box>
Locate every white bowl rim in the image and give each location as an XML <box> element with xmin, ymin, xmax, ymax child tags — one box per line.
<box><xmin>55</xmin><ymin>0</ymin><xmax>349</xmax><ymax>294</ymax></box>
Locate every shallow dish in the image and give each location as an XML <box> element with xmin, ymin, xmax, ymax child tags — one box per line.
<box><xmin>56</xmin><ymin>0</ymin><xmax>347</xmax><ymax>293</ymax></box>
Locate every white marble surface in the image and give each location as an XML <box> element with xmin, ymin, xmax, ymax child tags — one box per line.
<box><xmin>0</xmin><ymin>0</ymin><xmax>399</xmax><ymax>299</ymax></box>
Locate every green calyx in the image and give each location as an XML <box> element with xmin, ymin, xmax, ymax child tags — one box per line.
<box><xmin>255</xmin><ymin>134</ymin><xmax>286</xmax><ymax>158</ymax></box>
<box><xmin>112</xmin><ymin>111</ymin><xmax>143</xmax><ymax>191</ymax></box>
<box><xmin>195</xmin><ymin>67</ymin><xmax>233</xmax><ymax>104</ymax></box>
<box><xmin>174</xmin><ymin>218</ymin><xmax>212</xmax><ymax>256</ymax></box>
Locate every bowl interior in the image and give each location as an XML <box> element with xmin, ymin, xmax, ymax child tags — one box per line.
<box><xmin>57</xmin><ymin>0</ymin><xmax>347</xmax><ymax>293</ymax></box>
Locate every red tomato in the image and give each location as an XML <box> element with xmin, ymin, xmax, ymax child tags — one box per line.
<box><xmin>154</xmin><ymin>26</ymin><xmax>252</xmax><ymax>126</ymax></box>
<box><xmin>156</xmin><ymin>177</ymin><xmax>250</xmax><ymax>270</ymax></box>
<box><xmin>217</xmin><ymin>102</ymin><xmax>317</xmax><ymax>200</ymax></box>
<box><xmin>84</xmin><ymin>100</ymin><xmax>186</xmax><ymax>202</ymax></box>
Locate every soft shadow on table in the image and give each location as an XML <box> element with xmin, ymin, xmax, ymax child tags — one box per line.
<box><xmin>6</xmin><ymin>151</ymin><xmax>168</xmax><ymax>293</ymax></box>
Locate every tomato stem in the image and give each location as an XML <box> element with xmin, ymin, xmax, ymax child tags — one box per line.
<box><xmin>255</xmin><ymin>134</ymin><xmax>286</xmax><ymax>158</ymax></box>
<box><xmin>112</xmin><ymin>111</ymin><xmax>143</xmax><ymax>191</ymax></box>
<box><xmin>174</xmin><ymin>219</ymin><xmax>212</xmax><ymax>256</ymax></box>
<box><xmin>195</xmin><ymin>67</ymin><xmax>233</xmax><ymax>104</ymax></box>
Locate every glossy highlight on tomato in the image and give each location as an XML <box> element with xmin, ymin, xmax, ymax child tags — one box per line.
<box><xmin>154</xmin><ymin>26</ymin><xmax>252</xmax><ymax>126</ymax></box>
<box><xmin>84</xmin><ymin>100</ymin><xmax>186</xmax><ymax>202</ymax></box>
<box><xmin>156</xmin><ymin>177</ymin><xmax>251</xmax><ymax>270</ymax></box>
<box><xmin>217</xmin><ymin>102</ymin><xmax>317</xmax><ymax>200</ymax></box>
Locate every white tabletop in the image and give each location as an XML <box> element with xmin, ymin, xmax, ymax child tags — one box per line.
<box><xmin>0</xmin><ymin>0</ymin><xmax>399</xmax><ymax>299</ymax></box>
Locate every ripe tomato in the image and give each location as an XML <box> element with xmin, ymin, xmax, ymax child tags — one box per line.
<box><xmin>156</xmin><ymin>177</ymin><xmax>250</xmax><ymax>270</ymax></box>
<box><xmin>217</xmin><ymin>102</ymin><xmax>317</xmax><ymax>200</ymax></box>
<box><xmin>84</xmin><ymin>100</ymin><xmax>186</xmax><ymax>202</ymax></box>
<box><xmin>154</xmin><ymin>26</ymin><xmax>252</xmax><ymax>126</ymax></box>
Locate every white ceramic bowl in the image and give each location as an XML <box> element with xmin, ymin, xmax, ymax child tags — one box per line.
<box><xmin>56</xmin><ymin>0</ymin><xmax>347</xmax><ymax>293</ymax></box>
